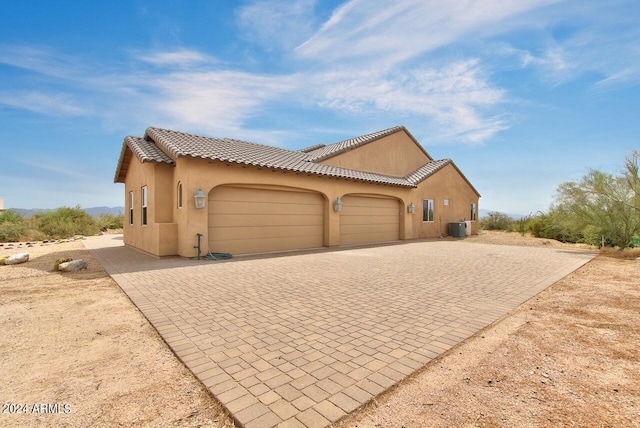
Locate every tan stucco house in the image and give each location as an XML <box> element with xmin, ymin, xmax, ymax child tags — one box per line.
<box><xmin>114</xmin><ymin>126</ymin><xmax>480</xmax><ymax>258</ymax></box>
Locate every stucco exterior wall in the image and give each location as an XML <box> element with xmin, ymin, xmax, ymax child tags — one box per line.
<box><xmin>410</xmin><ymin>163</ymin><xmax>480</xmax><ymax>237</ymax></box>
<box><xmin>122</xmin><ymin>142</ymin><xmax>479</xmax><ymax>258</ymax></box>
<box><xmin>122</xmin><ymin>159</ymin><xmax>177</xmax><ymax>257</ymax></box>
<box><xmin>318</xmin><ymin>131</ymin><xmax>431</xmax><ymax>176</ymax></box>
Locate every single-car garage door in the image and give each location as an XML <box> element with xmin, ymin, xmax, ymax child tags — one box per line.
<box><xmin>340</xmin><ymin>195</ymin><xmax>400</xmax><ymax>245</ymax></box>
<box><xmin>208</xmin><ymin>186</ymin><xmax>324</xmax><ymax>254</ymax></box>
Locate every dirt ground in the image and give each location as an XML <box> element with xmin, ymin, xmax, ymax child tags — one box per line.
<box><xmin>0</xmin><ymin>239</ymin><xmax>234</xmax><ymax>427</ymax></box>
<box><xmin>1</xmin><ymin>232</ymin><xmax>639</xmax><ymax>427</ymax></box>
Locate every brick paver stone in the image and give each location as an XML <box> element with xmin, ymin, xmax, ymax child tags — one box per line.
<box><xmin>85</xmin><ymin>235</ymin><xmax>595</xmax><ymax>428</ymax></box>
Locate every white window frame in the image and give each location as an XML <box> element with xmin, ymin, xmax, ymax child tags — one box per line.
<box><xmin>129</xmin><ymin>191</ymin><xmax>134</xmax><ymax>225</ymax></box>
<box><xmin>141</xmin><ymin>186</ymin><xmax>148</xmax><ymax>226</ymax></box>
<box><xmin>423</xmin><ymin>199</ymin><xmax>435</xmax><ymax>222</ymax></box>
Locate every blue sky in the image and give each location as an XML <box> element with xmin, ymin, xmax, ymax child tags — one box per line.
<box><xmin>1</xmin><ymin>0</ymin><xmax>638</xmax><ymax>214</ymax></box>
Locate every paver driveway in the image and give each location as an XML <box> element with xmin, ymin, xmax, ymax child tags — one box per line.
<box><xmin>84</xmin><ymin>236</ymin><xmax>595</xmax><ymax>428</ymax></box>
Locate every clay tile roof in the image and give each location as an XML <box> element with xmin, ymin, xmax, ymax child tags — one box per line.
<box><xmin>115</xmin><ymin>126</ymin><xmax>470</xmax><ymax>191</ymax></box>
<box><xmin>303</xmin><ymin>125</ymin><xmax>406</xmax><ymax>161</ymax></box>
<box><xmin>299</xmin><ymin>143</ymin><xmax>326</xmax><ymax>153</ymax></box>
<box><xmin>127</xmin><ymin>136</ymin><xmax>174</xmax><ymax>164</ymax></box>
<box><xmin>131</xmin><ymin>127</ymin><xmax>416</xmax><ymax>187</ymax></box>
<box><xmin>404</xmin><ymin>159</ymin><xmax>451</xmax><ymax>185</ymax></box>
<box><xmin>114</xmin><ymin>136</ymin><xmax>174</xmax><ymax>183</ymax></box>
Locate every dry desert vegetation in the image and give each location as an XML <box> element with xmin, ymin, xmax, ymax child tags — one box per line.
<box><xmin>1</xmin><ymin>232</ymin><xmax>639</xmax><ymax>427</ymax></box>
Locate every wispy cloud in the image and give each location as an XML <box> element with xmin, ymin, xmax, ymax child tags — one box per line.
<box><xmin>296</xmin><ymin>0</ymin><xmax>560</xmax><ymax>66</ymax></box>
<box><xmin>140</xmin><ymin>70</ymin><xmax>294</xmax><ymax>135</ymax></box>
<box><xmin>138</xmin><ymin>50</ymin><xmax>216</xmax><ymax>68</ymax></box>
<box><xmin>306</xmin><ymin>59</ymin><xmax>507</xmax><ymax>144</ymax></box>
<box><xmin>236</xmin><ymin>0</ymin><xmax>318</xmax><ymax>50</ymax></box>
<box><xmin>0</xmin><ymin>91</ymin><xmax>88</xmax><ymax>116</ymax></box>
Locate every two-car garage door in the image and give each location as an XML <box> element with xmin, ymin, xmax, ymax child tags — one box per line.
<box><xmin>208</xmin><ymin>186</ymin><xmax>400</xmax><ymax>254</ymax></box>
<box><xmin>208</xmin><ymin>186</ymin><xmax>324</xmax><ymax>254</ymax></box>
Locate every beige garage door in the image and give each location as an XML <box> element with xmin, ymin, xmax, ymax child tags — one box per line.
<box><xmin>208</xmin><ymin>186</ymin><xmax>324</xmax><ymax>254</ymax></box>
<box><xmin>340</xmin><ymin>195</ymin><xmax>400</xmax><ymax>245</ymax></box>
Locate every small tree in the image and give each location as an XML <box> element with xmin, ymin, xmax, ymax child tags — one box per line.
<box><xmin>480</xmin><ymin>212</ymin><xmax>514</xmax><ymax>231</ymax></box>
<box><xmin>555</xmin><ymin>152</ymin><xmax>640</xmax><ymax>248</ymax></box>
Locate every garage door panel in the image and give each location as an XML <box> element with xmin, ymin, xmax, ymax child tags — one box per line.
<box><xmin>210</xmin><ymin>225</ymin><xmax>323</xmax><ymax>241</ymax></box>
<box><xmin>344</xmin><ymin>197</ymin><xmax>398</xmax><ymax>208</ymax></box>
<box><xmin>212</xmin><ymin>236</ymin><xmax>322</xmax><ymax>254</ymax></box>
<box><xmin>210</xmin><ymin>201</ymin><xmax>322</xmax><ymax>216</ymax></box>
<box><xmin>340</xmin><ymin>223</ymin><xmax>399</xmax><ymax>234</ymax></box>
<box><xmin>210</xmin><ymin>187</ymin><xmax>320</xmax><ymax>204</ymax></box>
<box><xmin>209</xmin><ymin>186</ymin><xmax>324</xmax><ymax>254</ymax></box>
<box><xmin>209</xmin><ymin>213</ymin><xmax>323</xmax><ymax>227</ymax></box>
<box><xmin>340</xmin><ymin>215</ymin><xmax>399</xmax><ymax>226</ymax></box>
<box><xmin>340</xmin><ymin>195</ymin><xmax>400</xmax><ymax>245</ymax></box>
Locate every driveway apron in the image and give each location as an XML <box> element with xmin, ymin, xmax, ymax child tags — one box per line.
<box><xmin>84</xmin><ymin>235</ymin><xmax>595</xmax><ymax>428</ymax></box>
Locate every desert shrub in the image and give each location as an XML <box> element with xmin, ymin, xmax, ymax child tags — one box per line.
<box><xmin>0</xmin><ymin>211</ymin><xmax>27</xmax><ymax>242</ymax></box>
<box><xmin>96</xmin><ymin>213</ymin><xmax>124</xmax><ymax>230</ymax></box>
<box><xmin>581</xmin><ymin>224</ymin><xmax>604</xmax><ymax>247</ymax></box>
<box><xmin>480</xmin><ymin>212</ymin><xmax>515</xmax><ymax>231</ymax></box>
<box><xmin>35</xmin><ymin>205</ymin><xmax>100</xmax><ymax>239</ymax></box>
<box><xmin>53</xmin><ymin>257</ymin><xmax>73</xmax><ymax>271</ymax></box>
<box><xmin>528</xmin><ymin>209</ymin><xmax>583</xmax><ymax>243</ymax></box>
<box><xmin>599</xmin><ymin>247</ymin><xmax>640</xmax><ymax>259</ymax></box>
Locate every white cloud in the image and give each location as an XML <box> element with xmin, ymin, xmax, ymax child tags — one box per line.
<box><xmin>140</xmin><ymin>70</ymin><xmax>294</xmax><ymax>135</ymax></box>
<box><xmin>237</xmin><ymin>0</ymin><xmax>318</xmax><ymax>50</ymax></box>
<box><xmin>305</xmin><ymin>59</ymin><xmax>507</xmax><ymax>144</ymax></box>
<box><xmin>0</xmin><ymin>91</ymin><xmax>87</xmax><ymax>116</ymax></box>
<box><xmin>138</xmin><ymin>50</ymin><xmax>215</xmax><ymax>68</ymax></box>
<box><xmin>296</xmin><ymin>0</ymin><xmax>560</xmax><ymax>66</ymax></box>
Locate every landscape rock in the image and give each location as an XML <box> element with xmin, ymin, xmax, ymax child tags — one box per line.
<box><xmin>58</xmin><ymin>259</ymin><xmax>87</xmax><ymax>272</ymax></box>
<box><xmin>5</xmin><ymin>253</ymin><xmax>30</xmax><ymax>265</ymax></box>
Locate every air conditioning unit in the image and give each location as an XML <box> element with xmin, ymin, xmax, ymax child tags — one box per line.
<box><xmin>448</xmin><ymin>222</ymin><xmax>466</xmax><ymax>238</ymax></box>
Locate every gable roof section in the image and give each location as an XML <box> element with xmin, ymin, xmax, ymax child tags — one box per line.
<box><xmin>303</xmin><ymin>125</ymin><xmax>432</xmax><ymax>162</ymax></box>
<box><xmin>114</xmin><ymin>126</ymin><xmax>478</xmax><ymax>195</ymax></box>
<box><xmin>114</xmin><ymin>136</ymin><xmax>174</xmax><ymax>183</ymax></box>
<box><xmin>405</xmin><ymin>158</ymin><xmax>481</xmax><ymax>196</ymax></box>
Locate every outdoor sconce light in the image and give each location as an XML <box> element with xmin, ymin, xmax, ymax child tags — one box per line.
<box><xmin>408</xmin><ymin>202</ymin><xmax>416</xmax><ymax>214</ymax></box>
<box><xmin>333</xmin><ymin>197</ymin><xmax>343</xmax><ymax>212</ymax></box>
<box><xmin>194</xmin><ymin>189</ymin><xmax>207</xmax><ymax>209</ymax></box>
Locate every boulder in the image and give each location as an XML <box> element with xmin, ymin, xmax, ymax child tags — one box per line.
<box><xmin>5</xmin><ymin>253</ymin><xmax>29</xmax><ymax>265</ymax></box>
<box><xmin>58</xmin><ymin>259</ymin><xmax>87</xmax><ymax>272</ymax></box>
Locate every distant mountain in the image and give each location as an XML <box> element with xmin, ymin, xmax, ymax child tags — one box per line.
<box><xmin>84</xmin><ymin>206</ymin><xmax>125</xmax><ymax>217</ymax></box>
<box><xmin>8</xmin><ymin>206</ymin><xmax>125</xmax><ymax>218</ymax></box>
<box><xmin>479</xmin><ymin>209</ymin><xmax>526</xmax><ymax>220</ymax></box>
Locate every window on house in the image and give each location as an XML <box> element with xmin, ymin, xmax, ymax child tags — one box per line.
<box><xmin>444</xmin><ymin>199</ymin><xmax>449</xmax><ymax>206</ymax></box>
<box><xmin>471</xmin><ymin>202</ymin><xmax>477</xmax><ymax>221</ymax></box>
<box><xmin>129</xmin><ymin>192</ymin><xmax>134</xmax><ymax>225</ymax></box>
<box><xmin>142</xmin><ymin>186</ymin><xmax>148</xmax><ymax>226</ymax></box>
<box><xmin>423</xmin><ymin>199</ymin><xmax>435</xmax><ymax>222</ymax></box>
<box><xmin>177</xmin><ymin>182</ymin><xmax>183</xmax><ymax>209</ymax></box>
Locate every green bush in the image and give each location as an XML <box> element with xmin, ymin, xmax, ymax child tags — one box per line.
<box><xmin>96</xmin><ymin>213</ymin><xmax>124</xmax><ymax>230</ymax></box>
<box><xmin>480</xmin><ymin>212</ymin><xmax>515</xmax><ymax>231</ymax></box>
<box><xmin>528</xmin><ymin>209</ymin><xmax>583</xmax><ymax>243</ymax></box>
<box><xmin>35</xmin><ymin>206</ymin><xmax>100</xmax><ymax>239</ymax></box>
<box><xmin>0</xmin><ymin>211</ymin><xmax>27</xmax><ymax>242</ymax></box>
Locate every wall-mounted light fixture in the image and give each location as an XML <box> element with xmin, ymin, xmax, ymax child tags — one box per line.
<box><xmin>407</xmin><ymin>202</ymin><xmax>416</xmax><ymax>214</ymax></box>
<box><xmin>333</xmin><ymin>197</ymin><xmax>343</xmax><ymax>212</ymax></box>
<box><xmin>194</xmin><ymin>189</ymin><xmax>207</xmax><ymax>209</ymax></box>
